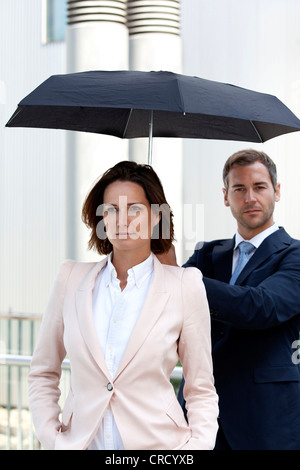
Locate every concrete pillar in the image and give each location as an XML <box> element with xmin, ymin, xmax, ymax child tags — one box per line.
<box><xmin>66</xmin><ymin>1</ymin><xmax>129</xmax><ymax>261</ymax></box>
<box><xmin>127</xmin><ymin>0</ymin><xmax>183</xmax><ymax>263</ymax></box>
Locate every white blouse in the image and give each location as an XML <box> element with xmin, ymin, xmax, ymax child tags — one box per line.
<box><xmin>87</xmin><ymin>253</ymin><xmax>154</xmax><ymax>450</ymax></box>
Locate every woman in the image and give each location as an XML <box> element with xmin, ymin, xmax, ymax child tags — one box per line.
<box><xmin>28</xmin><ymin>161</ymin><xmax>218</xmax><ymax>450</ymax></box>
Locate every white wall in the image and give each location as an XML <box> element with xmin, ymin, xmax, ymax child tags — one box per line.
<box><xmin>0</xmin><ymin>0</ymin><xmax>66</xmax><ymax>314</ymax></box>
<box><xmin>181</xmin><ymin>0</ymin><xmax>300</xmax><ymax>261</ymax></box>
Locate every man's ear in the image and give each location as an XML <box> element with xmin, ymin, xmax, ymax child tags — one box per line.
<box><xmin>275</xmin><ymin>183</ymin><xmax>281</xmax><ymax>202</ymax></box>
<box><xmin>223</xmin><ymin>188</ymin><xmax>230</xmax><ymax>207</ymax></box>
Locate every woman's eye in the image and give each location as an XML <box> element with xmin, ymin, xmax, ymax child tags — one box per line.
<box><xmin>105</xmin><ymin>206</ymin><xmax>116</xmax><ymax>213</ymax></box>
<box><xmin>129</xmin><ymin>205</ymin><xmax>142</xmax><ymax>214</ymax></box>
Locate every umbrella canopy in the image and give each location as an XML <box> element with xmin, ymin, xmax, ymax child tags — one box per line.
<box><xmin>6</xmin><ymin>70</ymin><xmax>300</xmax><ymax>162</ymax></box>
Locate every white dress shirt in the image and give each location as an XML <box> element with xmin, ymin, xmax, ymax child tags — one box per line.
<box><xmin>232</xmin><ymin>223</ymin><xmax>279</xmax><ymax>273</ymax></box>
<box><xmin>87</xmin><ymin>253</ymin><xmax>154</xmax><ymax>450</ymax></box>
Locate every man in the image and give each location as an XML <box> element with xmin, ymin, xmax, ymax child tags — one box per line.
<box><xmin>178</xmin><ymin>149</ymin><xmax>300</xmax><ymax>450</ymax></box>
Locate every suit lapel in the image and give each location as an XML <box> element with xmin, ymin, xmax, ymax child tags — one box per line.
<box><xmin>236</xmin><ymin>227</ymin><xmax>291</xmax><ymax>285</ymax></box>
<box><xmin>212</xmin><ymin>238</ymin><xmax>235</xmax><ymax>282</ymax></box>
<box><xmin>114</xmin><ymin>256</ymin><xmax>170</xmax><ymax>380</ymax></box>
<box><xmin>75</xmin><ymin>257</ymin><xmax>112</xmax><ymax>380</ymax></box>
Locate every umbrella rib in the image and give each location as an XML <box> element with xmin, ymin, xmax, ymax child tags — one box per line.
<box><xmin>148</xmin><ymin>110</ymin><xmax>154</xmax><ymax>165</ymax></box>
<box><xmin>250</xmin><ymin>120</ymin><xmax>263</xmax><ymax>143</ymax></box>
<box><xmin>122</xmin><ymin>109</ymin><xmax>133</xmax><ymax>138</ymax></box>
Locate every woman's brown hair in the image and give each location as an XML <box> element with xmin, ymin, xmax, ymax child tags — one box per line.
<box><xmin>82</xmin><ymin>160</ymin><xmax>174</xmax><ymax>255</ymax></box>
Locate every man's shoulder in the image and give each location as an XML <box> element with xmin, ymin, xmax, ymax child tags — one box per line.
<box><xmin>196</xmin><ymin>227</ymin><xmax>300</xmax><ymax>252</ymax></box>
<box><xmin>194</xmin><ymin>238</ymin><xmax>233</xmax><ymax>252</ymax></box>
<box><xmin>272</xmin><ymin>226</ymin><xmax>300</xmax><ymax>247</ymax></box>
<box><xmin>184</xmin><ymin>237</ymin><xmax>233</xmax><ymax>272</ymax></box>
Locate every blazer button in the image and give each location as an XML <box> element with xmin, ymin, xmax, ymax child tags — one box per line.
<box><xmin>107</xmin><ymin>382</ymin><xmax>113</xmax><ymax>391</ymax></box>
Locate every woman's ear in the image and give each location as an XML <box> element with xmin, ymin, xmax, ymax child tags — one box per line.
<box><xmin>151</xmin><ymin>210</ymin><xmax>161</xmax><ymax>229</ymax></box>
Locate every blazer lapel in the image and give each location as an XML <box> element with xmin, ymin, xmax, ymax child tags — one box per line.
<box><xmin>212</xmin><ymin>238</ymin><xmax>235</xmax><ymax>282</ymax></box>
<box><xmin>236</xmin><ymin>227</ymin><xmax>291</xmax><ymax>285</ymax></box>
<box><xmin>114</xmin><ymin>256</ymin><xmax>170</xmax><ymax>380</ymax></box>
<box><xmin>75</xmin><ymin>257</ymin><xmax>112</xmax><ymax>380</ymax></box>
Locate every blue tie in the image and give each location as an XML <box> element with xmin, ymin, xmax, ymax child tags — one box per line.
<box><xmin>230</xmin><ymin>241</ymin><xmax>255</xmax><ymax>285</ymax></box>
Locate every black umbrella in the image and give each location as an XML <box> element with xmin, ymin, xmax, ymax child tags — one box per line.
<box><xmin>6</xmin><ymin>70</ymin><xmax>300</xmax><ymax>164</ymax></box>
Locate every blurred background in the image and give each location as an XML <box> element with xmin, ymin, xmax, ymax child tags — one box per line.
<box><xmin>1</xmin><ymin>0</ymin><xmax>300</xmax><ymax>449</ymax></box>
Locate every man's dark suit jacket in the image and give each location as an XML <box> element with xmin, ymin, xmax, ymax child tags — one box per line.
<box><xmin>179</xmin><ymin>227</ymin><xmax>300</xmax><ymax>449</ymax></box>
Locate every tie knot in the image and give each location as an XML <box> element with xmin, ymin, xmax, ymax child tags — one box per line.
<box><xmin>238</xmin><ymin>241</ymin><xmax>255</xmax><ymax>255</ymax></box>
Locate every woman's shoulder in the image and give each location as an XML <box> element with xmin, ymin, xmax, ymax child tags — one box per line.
<box><xmin>59</xmin><ymin>258</ymin><xmax>99</xmax><ymax>274</ymax></box>
<box><xmin>55</xmin><ymin>258</ymin><xmax>104</xmax><ymax>286</ymax></box>
<box><xmin>158</xmin><ymin>260</ymin><xmax>203</xmax><ymax>283</ymax></box>
<box><xmin>159</xmin><ymin>264</ymin><xmax>205</xmax><ymax>306</ymax></box>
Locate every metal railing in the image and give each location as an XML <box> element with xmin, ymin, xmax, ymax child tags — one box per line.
<box><xmin>0</xmin><ymin>353</ymin><xmax>72</xmax><ymax>450</ymax></box>
<box><xmin>0</xmin><ymin>313</ymin><xmax>183</xmax><ymax>450</ymax></box>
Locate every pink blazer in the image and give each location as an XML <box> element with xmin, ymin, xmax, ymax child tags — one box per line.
<box><xmin>28</xmin><ymin>255</ymin><xmax>218</xmax><ymax>450</ymax></box>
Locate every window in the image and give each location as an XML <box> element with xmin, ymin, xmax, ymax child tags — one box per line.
<box><xmin>43</xmin><ymin>0</ymin><xmax>67</xmax><ymax>43</ymax></box>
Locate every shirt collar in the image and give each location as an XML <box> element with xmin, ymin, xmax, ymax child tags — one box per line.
<box><xmin>105</xmin><ymin>252</ymin><xmax>154</xmax><ymax>288</ymax></box>
<box><xmin>234</xmin><ymin>222</ymin><xmax>279</xmax><ymax>250</ymax></box>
